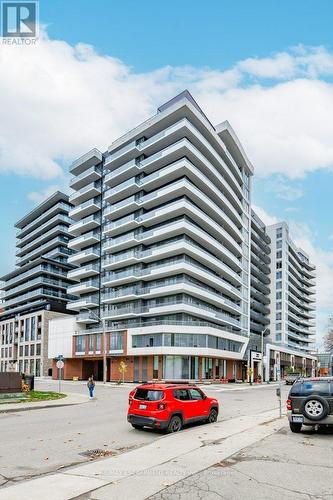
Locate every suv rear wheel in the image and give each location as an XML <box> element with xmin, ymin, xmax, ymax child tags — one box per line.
<box><xmin>289</xmin><ymin>422</ymin><xmax>302</xmax><ymax>433</ymax></box>
<box><xmin>301</xmin><ymin>396</ymin><xmax>329</xmax><ymax>421</ymax></box>
<box><xmin>167</xmin><ymin>415</ymin><xmax>182</xmax><ymax>433</ymax></box>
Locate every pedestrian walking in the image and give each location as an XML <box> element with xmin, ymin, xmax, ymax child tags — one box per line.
<box><xmin>87</xmin><ymin>375</ymin><xmax>95</xmax><ymax>400</ymax></box>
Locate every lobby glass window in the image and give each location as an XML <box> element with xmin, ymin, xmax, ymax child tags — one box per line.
<box><xmin>88</xmin><ymin>335</ymin><xmax>94</xmax><ymax>351</ymax></box>
<box><xmin>75</xmin><ymin>335</ymin><xmax>85</xmax><ymax>352</ymax></box>
<box><xmin>110</xmin><ymin>333</ymin><xmax>123</xmax><ymax>351</ymax></box>
<box><xmin>153</xmin><ymin>355</ymin><xmax>159</xmax><ymax>379</ymax></box>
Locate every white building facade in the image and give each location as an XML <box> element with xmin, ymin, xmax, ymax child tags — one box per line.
<box><xmin>64</xmin><ymin>91</ymin><xmax>254</xmax><ymax>382</ymax></box>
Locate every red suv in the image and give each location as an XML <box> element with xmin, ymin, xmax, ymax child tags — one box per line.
<box><xmin>127</xmin><ymin>383</ymin><xmax>219</xmax><ymax>433</ymax></box>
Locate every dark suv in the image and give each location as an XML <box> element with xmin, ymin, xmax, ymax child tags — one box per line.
<box><xmin>287</xmin><ymin>377</ymin><xmax>333</xmax><ymax>432</ymax></box>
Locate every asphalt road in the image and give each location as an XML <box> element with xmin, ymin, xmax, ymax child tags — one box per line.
<box><xmin>0</xmin><ymin>380</ymin><xmax>289</xmax><ymax>487</ymax></box>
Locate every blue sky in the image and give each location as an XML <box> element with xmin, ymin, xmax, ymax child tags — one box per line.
<box><xmin>1</xmin><ymin>0</ymin><xmax>333</xmax><ymax>344</ymax></box>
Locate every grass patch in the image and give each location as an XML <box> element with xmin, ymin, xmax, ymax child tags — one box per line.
<box><xmin>24</xmin><ymin>391</ymin><xmax>67</xmax><ymax>402</ymax></box>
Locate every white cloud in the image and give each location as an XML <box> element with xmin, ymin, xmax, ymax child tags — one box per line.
<box><xmin>251</xmin><ymin>205</ymin><xmax>279</xmax><ymax>226</ymax></box>
<box><xmin>1</xmin><ymin>34</ymin><xmax>333</xmax><ymax>181</ymax></box>
<box><xmin>266</xmin><ymin>176</ymin><xmax>304</xmax><ymax>201</ymax></box>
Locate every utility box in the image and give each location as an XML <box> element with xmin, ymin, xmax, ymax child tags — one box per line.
<box><xmin>0</xmin><ymin>372</ymin><xmax>22</xmax><ymax>393</ymax></box>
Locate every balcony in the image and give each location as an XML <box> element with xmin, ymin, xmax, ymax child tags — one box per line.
<box><xmin>3</xmin><ymin>264</ymin><xmax>68</xmax><ymax>290</ymax></box>
<box><xmin>70</xmin><ymin>165</ymin><xmax>101</xmax><ymax>190</ymax></box>
<box><xmin>16</xmin><ymin>224</ymin><xmax>69</xmax><ymax>257</ymax></box>
<box><xmin>68</xmin><ymin>279</ymin><xmax>99</xmax><ymax>295</ymax></box>
<box><xmin>76</xmin><ymin>311</ymin><xmax>99</xmax><ymax>324</ymax></box>
<box><xmin>67</xmin><ymin>263</ymin><xmax>100</xmax><ymax>281</ymax></box>
<box><xmin>69</xmin><ymin>182</ymin><xmax>101</xmax><ymax>206</ymax></box>
<box><xmin>4</xmin><ymin>276</ymin><xmax>69</xmax><ymax>299</ymax></box>
<box><xmin>68</xmin><ymin>214</ymin><xmax>100</xmax><ymax>236</ymax></box>
<box><xmin>103</xmin><ymin>298</ymin><xmax>241</xmax><ymax>329</ymax></box>
<box><xmin>16</xmin><ymin>202</ymin><xmax>70</xmax><ymax>239</ymax></box>
<box><xmin>16</xmin><ymin>236</ymin><xmax>69</xmax><ymax>266</ymax></box>
<box><xmin>17</xmin><ymin>214</ymin><xmax>72</xmax><ymax>248</ymax></box>
<box><xmin>68</xmin><ymin>230</ymin><xmax>100</xmax><ymax>250</ymax></box>
<box><xmin>67</xmin><ymin>247</ymin><xmax>100</xmax><ymax>265</ymax></box>
<box><xmin>66</xmin><ymin>295</ymin><xmax>99</xmax><ymax>311</ymax></box>
<box><xmin>104</xmin><ymin>281</ymin><xmax>241</xmax><ymax>315</ymax></box>
<box><xmin>70</xmin><ymin>148</ymin><xmax>102</xmax><ymax>176</ymax></box>
<box><xmin>4</xmin><ymin>287</ymin><xmax>76</xmax><ymax>308</ymax></box>
<box><xmin>69</xmin><ymin>198</ymin><xmax>101</xmax><ymax>221</ymax></box>
<box><xmin>103</xmin><ymin>257</ymin><xmax>241</xmax><ymax>300</ymax></box>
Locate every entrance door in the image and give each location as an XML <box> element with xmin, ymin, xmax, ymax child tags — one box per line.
<box><xmin>97</xmin><ymin>360</ymin><xmax>103</xmax><ymax>381</ymax></box>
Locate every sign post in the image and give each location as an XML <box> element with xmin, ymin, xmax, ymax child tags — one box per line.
<box><xmin>56</xmin><ymin>356</ymin><xmax>64</xmax><ymax>394</ymax></box>
<box><xmin>277</xmin><ymin>368</ymin><xmax>282</xmax><ymax>417</ymax></box>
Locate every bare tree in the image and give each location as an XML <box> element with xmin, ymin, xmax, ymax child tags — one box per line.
<box><xmin>323</xmin><ymin>317</ymin><xmax>333</xmax><ymax>352</ymax></box>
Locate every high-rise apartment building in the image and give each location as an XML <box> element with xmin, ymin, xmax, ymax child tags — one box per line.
<box><xmin>267</xmin><ymin>222</ymin><xmax>316</xmax><ymax>353</ymax></box>
<box><xmin>0</xmin><ymin>192</ymin><xmax>76</xmax><ymax>375</ymax></box>
<box><xmin>61</xmin><ymin>90</ymin><xmax>253</xmax><ymax>381</ymax></box>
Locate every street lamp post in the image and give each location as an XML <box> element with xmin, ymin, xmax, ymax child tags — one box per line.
<box><xmin>82</xmin><ymin>307</ymin><xmax>107</xmax><ymax>384</ymax></box>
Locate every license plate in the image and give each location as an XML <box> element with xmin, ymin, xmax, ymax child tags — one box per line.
<box><xmin>292</xmin><ymin>415</ymin><xmax>303</xmax><ymax>423</ymax></box>
<box><xmin>139</xmin><ymin>404</ymin><xmax>147</xmax><ymax>410</ymax></box>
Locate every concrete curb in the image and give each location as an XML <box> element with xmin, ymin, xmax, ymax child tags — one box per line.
<box><xmin>0</xmin><ymin>394</ymin><xmax>87</xmax><ymax>414</ymax></box>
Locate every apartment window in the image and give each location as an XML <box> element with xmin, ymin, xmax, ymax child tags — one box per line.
<box><xmin>276</xmin><ymin>261</ymin><xmax>282</xmax><ymax>269</ymax></box>
<box><xmin>31</xmin><ymin>316</ymin><xmax>36</xmax><ymax>341</ymax></box>
<box><xmin>75</xmin><ymin>335</ymin><xmax>85</xmax><ymax>353</ymax></box>
<box><xmin>276</xmin><ymin>323</ymin><xmax>282</xmax><ymax>330</ymax></box>
<box><xmin>276</xmin><ymin>240</ymin><xmax>282</xmax><ymax>249</ymax></box>
<box><xmin>276</xmin><ymin>312</ymin><xmax>282</xmax><ymax>320</ymax></box>
<box><xmin>30</xmin><ymin>345</ymin><xmax>35</xmax><ymax>356</ymax></box>
<box><xmin>35</xmin><ymin>359</ymin><xmax>41</xmax><ymax>377</ymax></box>
<box><xmin>276</xmin><ymin>229</ymin><xmax>282</xmax><ymax>238</ymax></box>
<box><xmin>276</xmin><ymin>271</ymin><xmax>282</xmax><ymax>279</ymax></box>
<box><xmin>36</xmin><ymin>344</ymin><xmax>41</xmax><ymax>356</ymax></box>
<box><xmin>276</xmin><ymin>292</ymin><xmax>282</xmax><ymax>300</ymax></box>
<box><xmin>19</xmin><ymin>345</ymin><xmax>23</xmax><ymax>357</ymax></box>
<box><xmin>276</xmin><ymin>251</ymin><xmax>282</xmax><ymax>259</ymax></box>
<box><xmin>276</xmin><ymin>302</ymin><xmax>282</xmax><ymax>310</ymax></box>
<box><xmin>24</xmin><ymin>318</ymin><xmax>30</xmax><ymax>341</ymax></box>
<box><xmin>276</xmin><ymin>333</ymin><xmax>282</xmax><ymax>341</ymax></box>
<box><xmin>276</xmin><ymin>281</ymin><xmax>282</xmax><ymax>289</ymax></box>
<box><xmin>24</xmin><ymin>345</ymin><xmax>29</xmax><ymax>356</ymax></box>
<box><xmin>96</xmin><ymin>335</ymin><xmax>101</xmax><ymax>351</ymax></box>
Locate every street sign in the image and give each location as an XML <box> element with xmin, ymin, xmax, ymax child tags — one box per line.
<box><xmin>56</xmin><ymin>360</ymin><xmax>64</xmax><ymax>369</ymax></box>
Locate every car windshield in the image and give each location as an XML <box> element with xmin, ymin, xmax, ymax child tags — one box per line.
<box><xmin>134</xmin><ymin>389</ymin><xmax>164</xmax><ymax>401</ymax></box>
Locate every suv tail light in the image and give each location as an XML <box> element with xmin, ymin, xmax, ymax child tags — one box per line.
<box><xmin>158</xmin><ymin>403</ymin><xmax>166</xmax><ymax>410</ymax></box>
<box><xmin>286</xmin><ymin>399</ymin><xmax>292</xmax><ymax>411</ymax></box>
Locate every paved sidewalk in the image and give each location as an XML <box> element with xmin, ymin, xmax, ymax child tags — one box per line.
<box><xmin>0</xmin><ymin>392</ymin><xmax>87</xmax><ymax>413</ymax></box>
<box><xmin>0</xmin><ymin>408</ymin><xmax>285</xmax><ymax>500</ymax></box>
